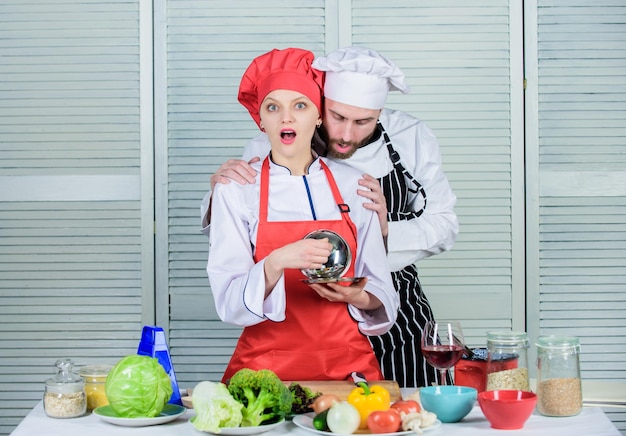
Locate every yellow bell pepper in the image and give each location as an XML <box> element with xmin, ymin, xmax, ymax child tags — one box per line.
<box><xmin>347</xmin><ymin>382</ymin><xmax>391</xmax><ymax>429</ymax></box>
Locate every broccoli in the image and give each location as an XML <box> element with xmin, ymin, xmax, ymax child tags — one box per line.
<box><xmin>226</xmin><ymin>368</ymin><xmax>294</xmax><ymax>427</ymax></box>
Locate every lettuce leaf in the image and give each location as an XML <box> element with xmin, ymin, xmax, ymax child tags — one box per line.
<box><xmin>191</xmin><ymin>381</ymin><xmax>243</xmax><ymax>432</ymax></box>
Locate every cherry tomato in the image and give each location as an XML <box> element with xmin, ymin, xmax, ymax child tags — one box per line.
<box><xmin>367</xmin><ymin>408</ymin><xmax>402</xmax><ymax>434</ymax></box>
<box><xmin>390</xmin><ymin>399</ymin><xmax>421</xmax><ymax>415</ymax></box>
<box><xmin>312</xmin><ymin>394</ymin><xmax>340</xmax><ymax>414</ymax></box>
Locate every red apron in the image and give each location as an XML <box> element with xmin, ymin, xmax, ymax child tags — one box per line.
<box><xmin>222</xmin><ymin>157</ymin><xmax>383</xmax><ymax>382</ymax></box>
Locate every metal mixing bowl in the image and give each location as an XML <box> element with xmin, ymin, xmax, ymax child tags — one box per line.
<box><xmin>301</xmin><ymin>229</ymin><xmax>352</xmax><ymax>280</ymax></box>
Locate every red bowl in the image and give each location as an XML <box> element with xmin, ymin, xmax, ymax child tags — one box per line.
<box><xmin>478</xmin><ymin>390</ymin><xmax>537</xmax><ymax>430</ymax></box>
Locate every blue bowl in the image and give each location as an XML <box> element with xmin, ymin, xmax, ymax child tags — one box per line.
<box><xmin>420</xmin><ymin>385</ymin><xmax>478</xmax><ymax>423</ymax></box>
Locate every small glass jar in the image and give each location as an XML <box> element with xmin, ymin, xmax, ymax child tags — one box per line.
<box><xmin>536</xmin><ymin>335</ymin><xmax>583</xmax><ymax>416</ymax></box>
<box><xmin>43</xmin><ymin>359</ymin><xmax>87</xmax><ymax>418</ymax></box>
<box><xmin>79</xmin><ymin>364</ymin><xmax>112</xmax><ymax>411</ymax></box>
<box><xmin>486</xmin><ymin>331</ymin><xmax>530</xmax><ymax>391</ymax></box>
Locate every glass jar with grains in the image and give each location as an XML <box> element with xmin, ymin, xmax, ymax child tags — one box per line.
<box><xmin>486</xmin><ymin>331</ymin><xmax>530</xmax><ymax>391</ymax></box>
<box><xmin>536</xmin><ymin>336</ymin><xmax>583</xmax><ymax>416</ymax></box>
<box><xmin>79</xmin><ymin>364</ymin><xmax>112</xmax><ymax>411</ymax></box>
<box><xmin>43</xmin><ymin>359</ymin><xmax>86</xmax><ymax>418</ymax></box>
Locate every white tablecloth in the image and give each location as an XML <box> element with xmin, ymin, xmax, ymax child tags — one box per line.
<box><xmin>11</xmin><ymin>401</ymin><xmax>621</xmax><ymax>436</ymax></box>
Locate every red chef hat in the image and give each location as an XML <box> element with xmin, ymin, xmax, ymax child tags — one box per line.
<box><xmin>238</xmin><ymin>48</ymin><xmax>325</xmax><ymax>129</ymax></box>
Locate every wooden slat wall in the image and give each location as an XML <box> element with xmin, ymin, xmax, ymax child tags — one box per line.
<box><xmin>533</xmin><ymin>0</ymin><xmax>626</xmax><ymax>432</ymax></box>
<box><xmin>0</xmin><ymin>1</ymin><xmax>144</xmax><ymax>434</ymax></box>
<box><xmin>536</xmin><ymin>0</ymin><xmax>626</xmax><ymax>378</ymax></box>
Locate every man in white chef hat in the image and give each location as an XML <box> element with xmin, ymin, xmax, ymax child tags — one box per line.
<box><xmin>202</xmin><ymin>46</ymin><xmax>459</xmax><ymax>388</ymax></box>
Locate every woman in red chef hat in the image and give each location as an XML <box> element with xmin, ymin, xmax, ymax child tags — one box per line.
<box><xmin>207</xmin><ymin>48</ymin><xmax>399</xmax><ymax>381</ymax></box>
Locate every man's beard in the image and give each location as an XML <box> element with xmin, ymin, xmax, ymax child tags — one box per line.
<box><xmin>326</xmin><ymin>139</ymin><xmax>362</xmax><ymax>160</ymax></box>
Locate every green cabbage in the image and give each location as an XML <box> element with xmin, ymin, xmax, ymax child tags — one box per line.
<box><xmin>105</xmin><ymin>354</ymin><xmax>173</xmax><ymax>418</ymax></box>
<box><xmin>191</xmin><ymin>381</ymin><xmax>243</xmax><ymax>432</ymax></box>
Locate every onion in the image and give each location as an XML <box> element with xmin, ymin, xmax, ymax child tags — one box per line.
<box><xmin>327</xmin><ymin>401</ymin><xmax>360</xmax><ymax>434</ymax></box>
<box><xmin>312</xmin><ymin>394</ymin><xmax>340</xmax><ymax>414</ymax></box>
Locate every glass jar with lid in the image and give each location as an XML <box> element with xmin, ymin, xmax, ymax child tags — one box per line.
<box><xmin>79</xmin><ymin>364</ymin><xmax>112</xmax><ymax>411</ymax></box>
<box><xmin>486</xmin><ymin>331</ymin><xmax>530</xmax><ymax>391</ymax></box>
<box><xmin>536</xmin><ymin>335</ymin><xmax>582</xmax><ymax>416</ymax></box>
<box><xmin>43</xmin><ymin>359</ymin><xmax>87</xmax><ymax>418</ymax></box>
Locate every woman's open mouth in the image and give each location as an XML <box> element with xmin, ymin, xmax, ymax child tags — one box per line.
<box><xmin>280</xmin><ymin>129</ymin><xmax>296</xmax><ymax>144</ymax></box>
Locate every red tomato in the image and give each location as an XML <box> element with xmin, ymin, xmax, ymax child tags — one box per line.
<box><xmin>367</xmin><ymin>409</ymin><xmax>402</xmax><ymax>434</ymax></box>
<box><xmin>390</xmin><ymin>399</ymin><xmax>421</xmax><ymax>415</ymax></box>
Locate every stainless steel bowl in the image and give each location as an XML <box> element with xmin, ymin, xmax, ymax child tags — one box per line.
<box><xmin>301</xmin><ymin>230</ymin><xmax>352</xmax><ymax>279</ymax></box>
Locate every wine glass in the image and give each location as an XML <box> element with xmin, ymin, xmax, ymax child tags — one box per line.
<box><xmin>421</xmin><ymin>321</ymin><xmax>465</xmax><ymax>385</ymax></box>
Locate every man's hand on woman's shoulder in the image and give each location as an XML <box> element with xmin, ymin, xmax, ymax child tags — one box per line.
<box><xmin>210</xmin><ymin>156</ymin><xmax>260</xmax><ymax>190</ymax></box>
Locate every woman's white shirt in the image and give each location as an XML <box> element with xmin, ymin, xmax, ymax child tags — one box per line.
<box><xmin>207</xmin><ymin>156</ymin><xmax>398</xmax><ymax>335</ymax></box>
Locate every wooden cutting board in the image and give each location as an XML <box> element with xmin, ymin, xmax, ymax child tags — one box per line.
<box><xmin>285</xmin><ymin>380</ymin><xmax>402</xmax><ymax>402</ymax></box>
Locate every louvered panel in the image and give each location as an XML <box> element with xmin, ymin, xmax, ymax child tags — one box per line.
<box><xmin>162</xmin><ymin>0</ymin><xmax>326</xmax><ymax>389</ymax></box>
<box><xmin>352</xmin><ymin>2</ymin><xmax>512</xmax><ymax>111</ymax></box>
<box><xmin>538</xmin><ymin>198</ymin><xmax>626</xmax><ymax>381</ymax></box>
<box><xmin>0</xmin><ymin>202</ymin><xmax>142</xmax><ymax>431</ymax></box>
<box><xmin>0</xmin><ymin>200</ymin><xmax>144</xmax><ymax>435</ymax></box>
<box><xmin>350</xmin><ymin>1</ymin><xmax>518</xmax><ymax>338</ymax></box>
<box><xmin>537</xmin><ymin>3</ymin><xmax>626</xmax><ymax>170</ymax></box>
<box><xmin>536</xmin><ymin>0</ymin><xmax>626</xmax><ymax>401</ymax></box>
<box><xmin>0</xmin><ymin>0</ymin><xmax>143</xmax><ymax>434</ymax></box>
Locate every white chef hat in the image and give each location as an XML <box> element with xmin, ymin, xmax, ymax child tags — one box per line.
<box><xmin>312</xmin><ymin>46</ymin><xmax>410</xmax><ymax>110</ymax></box>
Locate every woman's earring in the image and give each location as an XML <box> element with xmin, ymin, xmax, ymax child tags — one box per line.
<box><xmin>316</xmin><ymin>120</ymin><xmax>322</xmax><ymax>128</ymax></box>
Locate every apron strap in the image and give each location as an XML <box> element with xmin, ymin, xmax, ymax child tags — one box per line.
<box><xmin>379</xmin><ymin>122</ymin><xmax>427</xmax><ymax>218</ymax></box>
<box><xmin>259</xmin><ymin>157</ymin><xmax>270</xmax><ymax>223</ymax></box>
<box><xmin>318</xmin><ymin>159</ymin><xmax>358</xmax><ymax>243</ymax></box>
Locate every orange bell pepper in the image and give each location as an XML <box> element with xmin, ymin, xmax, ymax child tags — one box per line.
<box><xmin>347</xmin><ymin>382</ymin><xmax>391</xmax><ymax>429</ymax></box>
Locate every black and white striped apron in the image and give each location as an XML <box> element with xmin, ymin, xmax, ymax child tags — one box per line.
<box><xmin>368</xmin><ymin>123</ymin><xmax>448</xmax><ymax>388</ymax></box>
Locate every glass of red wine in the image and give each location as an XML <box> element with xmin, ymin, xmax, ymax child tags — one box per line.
<box><xmin>421</xmin><ymin>321</ymin><xmax>465</xmax><ymax>385</ymax></box>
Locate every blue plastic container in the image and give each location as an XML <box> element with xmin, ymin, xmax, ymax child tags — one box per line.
<box><xmin>137</xmin><ymin>325</ymin><xmax>182</xmax><ymax>405</ymax></box>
